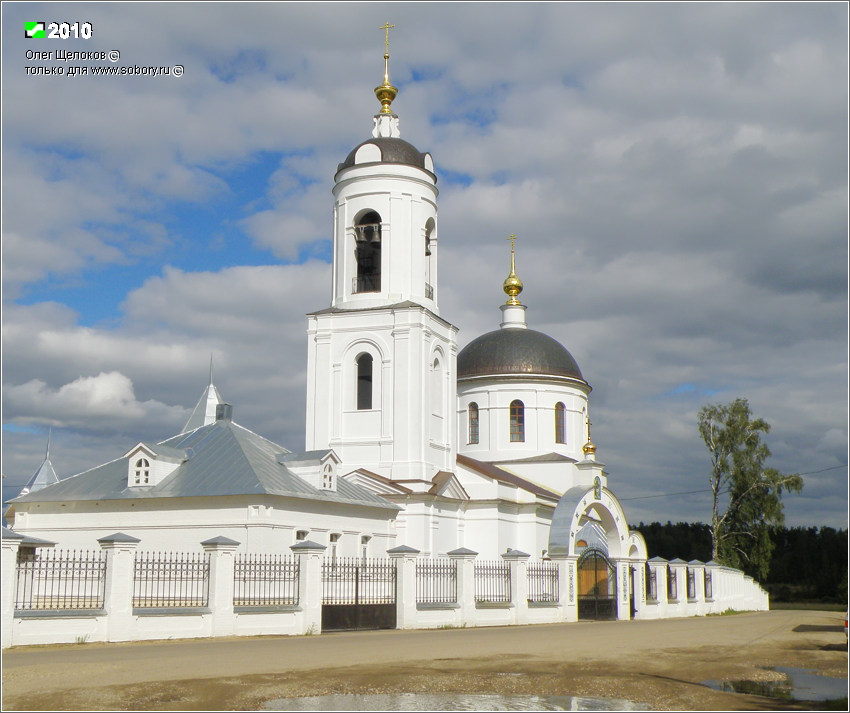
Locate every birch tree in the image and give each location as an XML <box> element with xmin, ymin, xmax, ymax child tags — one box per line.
<box><xmin>698</xmin><ymin>398</ymin><xmax>803</xmax><ymax>580</ymax></box>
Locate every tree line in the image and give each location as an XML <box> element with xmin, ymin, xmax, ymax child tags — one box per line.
<box><xmin>633</xmin><ymin>521</ymin><xmax>848</xmax><ymax>603</ymax></box>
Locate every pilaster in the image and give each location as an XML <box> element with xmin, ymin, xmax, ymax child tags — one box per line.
<box><xmin>388</xmin><ymin>544</ymin><xmax>420</xmax><ymax>629</ymax></box>
<box><xmin>502</xmin><ymin>549</ymin><xmax>530</xmax><ymax>625</ymax></box>
<box><xmin>291</xmin><ymin>540</ymin><xmax>326</xmax><ymax>635</ymax></box>
<box><xmin>201</xmin><ymin>536</ymin><xmax>240</xmax><ymax>637</ymax></box>
<box><xmin>1</xmin><ymin>531</ymin><xmax>23</xmax><ymax>648</ymax></box>
<box><xmin>98</xmin><ymin>532</ymin><xmax>140</xmax><ymax>642</ymax></box>
<box><xmin>448</xmin><ymin>547</ymin><xmax>478</xmax><ymax>627</ymax></box>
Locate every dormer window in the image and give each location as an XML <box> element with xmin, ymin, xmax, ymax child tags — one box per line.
<box><xmin>125</xmin><ymin>443</ymin><xmax>187</xmax><ymax>488</ymax></box>
<box><xmin>322</xmin><ymin>463</ymin><xmax>334</xmax><ymax>490</ymax></box>
<box><xmin>134</xmin><ymin>458</ymin><xmax>150</xmax><ymax>485</ymax></box>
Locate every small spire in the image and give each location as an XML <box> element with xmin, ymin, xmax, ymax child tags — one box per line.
<box><xmin>503</xmin><ymin>234</ymin><xmax>524</xmax><ymax>305</ymax></box>
<box><xmin>374</xmin><ymin>22</ymin><xmax>398</xmax><ymax>114</ymax></box>
<box><xmin>208</xmin><ymin>353</ymin><xmax>214</xmax><ymax>386</ymax></box>
<box><xmin>583</xmin><ymin>415</ymin><xmax>596</xmax><ymax>457</ymax></box>
<box><xmin>45</xmin><ymin>427</ymin><xmax>51</xmax><ymax>460</ymax></box>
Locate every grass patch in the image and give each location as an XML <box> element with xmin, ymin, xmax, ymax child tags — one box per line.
<box><xmin>707</xmin><ymin>609</ymin><xmax>746</xmax><ymax>617</ymax></box>
<box><xmin>770</xmin><ymin>602</ymin><xmax>846</xmax><ymax>612</ymax></box>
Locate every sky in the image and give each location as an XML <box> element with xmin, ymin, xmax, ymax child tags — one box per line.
<box><xmin>1</xmin><ymin>2</ymin><xmax>847</xmax><ymax>530</ymax></box>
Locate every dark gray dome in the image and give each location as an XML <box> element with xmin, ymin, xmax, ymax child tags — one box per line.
<box><xmin>457</xmin><ymin>328</ymin><xmax>585</xmax><ymax>382</ymax></box>
<box><xmin>337</xmin><ymin>137</ymin><xmax>431</xmax><ymax>174</ymax></box>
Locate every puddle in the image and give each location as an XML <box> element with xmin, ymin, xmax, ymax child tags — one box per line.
<box><xmin>703</xmin><ymin>666</ymin><xmax>848</xmax><ymax>703</ymax></box>
<box><xmin>264</xmin><ymin>693</ymin><xmax>652</xmax><ymax>710</ymax></box>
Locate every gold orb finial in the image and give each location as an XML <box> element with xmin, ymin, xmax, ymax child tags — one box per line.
<box><xmin>503</xmin><ymin>234</ymin><xmax>523</xmax><ymax>305</ymax></box>
<box><xmin>375</xmin><ymin>22</ymin><xmax>398</xmax><ymax>114</ymax></box>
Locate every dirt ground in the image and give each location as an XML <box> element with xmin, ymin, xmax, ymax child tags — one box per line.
<box><xmin>2</xmin><ymin>609</ymin><xmax>847</xmax><ymax>711</ymax></box>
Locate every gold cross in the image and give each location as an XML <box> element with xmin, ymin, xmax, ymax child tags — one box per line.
<box><xmin>379</xmin><ymin>22</ymin><xmax>395</xmax><ymax>55</ymax></box>
<box><xmin>507</xmin><ymin>233</ymin><xmax>518</xmax><ymax>252</ymax></box>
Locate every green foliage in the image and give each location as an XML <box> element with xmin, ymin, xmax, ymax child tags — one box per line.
<box><xmin>697</xmin><ymin>398</ymin><xmax>803</xmax><ymax>579</ymax></box>
<box><xmin>632</xmin><ymin>521</ymin><xmax>712</xmax><ymax>561</ymax></box>
<box><xmin>634</xmin><ymin>521</ymin><xmax>848</xmax><ymax>603</ymax></box>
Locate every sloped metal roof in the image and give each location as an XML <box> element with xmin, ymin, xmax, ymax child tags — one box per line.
<box><xmin>575</xmin><ymin>520</ymin><xmax>608</xmax><ymax>554</ymax></box>
<box><xmin>547</xmin><ymin>486</ymin><xmax>591</xmax><ymax>556</ymax></box>
<box><xmin>456</xmin><ymin>454</ymin><xmax>559</xmax><ymax>500</ymax></box>
<box><xmin>11</xmin><ymin>419</ymin><xmax>398</xmax><ymax>512</ymax></box>
<box><xmin>20</xmin><ymin>456</ymin><xmax>59</xmax><ymax>495</ymax></box>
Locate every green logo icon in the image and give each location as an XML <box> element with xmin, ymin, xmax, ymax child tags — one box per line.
<box><xmin>25</xmin><ymin>21</ymin><xmax>45</xmax><ymax>39</ymax></box>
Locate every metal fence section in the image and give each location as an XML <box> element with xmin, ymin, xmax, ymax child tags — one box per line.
<box><xmin>133</xmin><ymin>551</ymin><xmax>210</xmax><ymax>608</ymax></box>
<box><xmin>527</xmin><ymin>560</ymin><xmax>559</xmax><ymax>603</ymax></box>
<box><xmin>233</xmin><ymin>553</ymin><xmax>299</xmax><ymax>607</ymax></box>
<box><xmin>416</xmin><ymin>559</ymin><xmax>457</xmax><ymax>604</ymax></box>
<box><xmin>474</xmin><ymin>560</ymin><xmax>511</xmax><ymax>603</ymax></box>
<box><xmin>15</xmin><ymin>549</ymin><xmax>107</xmax><ymax>611</ymax></box>
<box><xmin>322</xmin><ymin>558</ymin><xmax>396</xmax><ymax>605</ymax></box>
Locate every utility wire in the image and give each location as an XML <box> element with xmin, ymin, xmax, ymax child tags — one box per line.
<box><xmin>795</xmin><ymin>464</ymin><xmax>847</xmax><ymax>475</ymax></box>
<box><xmin>619</xmin><ymin>464</ymin><xmax>846</xmax><ymax>503</ymax></box>
<box><xmin>620</xmin><ymin>488</ymin><xmax>731</xmax><ymax>503</ymax></box>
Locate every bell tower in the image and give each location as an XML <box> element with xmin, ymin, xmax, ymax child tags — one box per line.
<box><xmin>306</xmin><ymin>26</ymin><xmax>458</xmax><ymax>485</ymax></box>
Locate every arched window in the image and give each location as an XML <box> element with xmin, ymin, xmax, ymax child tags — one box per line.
<box><xmin>134</xmin><ymin>458</ymin><xmax>150</xmax><ymax>485</ymax></box>
<box><xmin>356</xmin><ymin>353</ymin><xmax>373</xmax><ymax>410</ymax></box>
<box><xmin>424</xmin><ymin>218</ymin><xmax>435</xmax><ymax>299</ymax></box>
<box><xmin>509</xmin><ymin>400</ymin><xmax>525</xmax><ymax>442</ymax></box>
<box><xmin>555</xmin><ymin>402</ymin><xmax>566</xmax><ymax>444</ymax></box>
<box><xmin>431</xmin><ymin>358</ymin><xmax>443</xmax><ymax>416</ymax></box>
<box><xmin>468</xmin><ymin>402</ymin><xmax>479</xmax><ymax>444</ymax></box>
<box><xmin>353</xmin><ymin>211</ymin><xmax>381</xmax><ymax>293</ymax></box>
<box><xmin>322</xmin><ymin>464</ymin><xmax>334</xmax><ymax>490</ymax></box>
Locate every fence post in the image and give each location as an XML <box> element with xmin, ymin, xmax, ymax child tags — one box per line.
<box><xmin>563</xmin><ymin>555</ymin><xmax>579</xmax><ymax>622</ymax></box>
<box><xmin>547</xmin><ymin>553</ymin><xmax>570</xmax><ymax>622</ymax></box>
<box><xmin>98</xmin><ymin>532</ymin><xmax>140</xmax><ymax>642</ymax></box>
<box><xmin>447</xmin><ymin>547</ymin><xmax>477</xmax><ymax>628</ymax></box>
<box><xmin>388</xmin><ymin>545</ymin><xmax>419</xmax><ymax>629</ymax></box>
<box><xmin>1</xmin><ymin>529</ymin><xmax>23</xmax><ymax>648</ymax></box>
<box><xmin>502</xmin><ymin>549</ymin><xmax>530</xmax><ymax>625</ymax></box>
<box><xmin>291</xmin><ymin>540</ymin><xmax>326</xmax><ymax>635</ymax></box>
<box><xmin>201</xmin><ymin>536</ymin><xmax>240</xmax><ymax>637</ymax></box>
<box><xmin>688</xmin><ymin>560</ymin><xmax>705</xmax><ymax>615</ymax></box>
<box><xmin>615</xmin><ymin>558</ymin><xmax>631</xmax><ymax>621</ymax></box>
<box><xmin>630</xmin><ymin>559</ymin><xmax>647</xmax><ymax>619</ymax></box>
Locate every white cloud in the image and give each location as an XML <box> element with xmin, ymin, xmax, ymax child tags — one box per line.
<box><xmin>4</xmin><ymin>371</ymin><xmax>185</xmax><ymax>431</ymax></box>
<box><xmin>1</xmin><ymin>3</ymin><xmax>845</xmax><ymax>528</ymax></box>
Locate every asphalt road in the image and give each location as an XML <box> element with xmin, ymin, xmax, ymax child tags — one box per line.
<box><xmin>2</xmin><ymin>609</ymin><xmax>848</xmax><ymax>710</ymax></box>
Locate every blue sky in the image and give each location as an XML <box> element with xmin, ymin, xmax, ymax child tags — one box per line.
<box><xmin>2</xmin><ymin>2</ymin><xmax>847</xmax><ymax>529</ymax></box>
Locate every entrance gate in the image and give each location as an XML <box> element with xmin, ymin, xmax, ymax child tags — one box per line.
<box><xmin>577</xmin><ymin>548</ymin><xmax>617</xmax><ymax>620</ymax></box>
<box><xmin>321</xmin><ymin>558</ymin><xmax>396</xmax><ymax>631</ymax></box>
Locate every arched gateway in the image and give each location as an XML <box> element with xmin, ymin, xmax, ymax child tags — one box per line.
<box><xmin>548</xmin><ymin>484</ymin><xmax>639</xmax><ymax>621</ymax></box>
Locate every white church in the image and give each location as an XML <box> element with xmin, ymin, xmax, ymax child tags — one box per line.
<box><xmin>9</xmin><ymin>43</ymin><xmax>721</xmax><ymax>604</ymax></box>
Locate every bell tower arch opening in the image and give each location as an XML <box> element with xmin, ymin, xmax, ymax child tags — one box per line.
<box><xmin>424</xmin><ymin>217</ymin><xmax>436</xmax><ymax>300</ymax></box>
<box><xmin>354</xmin><ymin>210</ymin><xmax>382</xmax><ymax>294</ymax></box>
